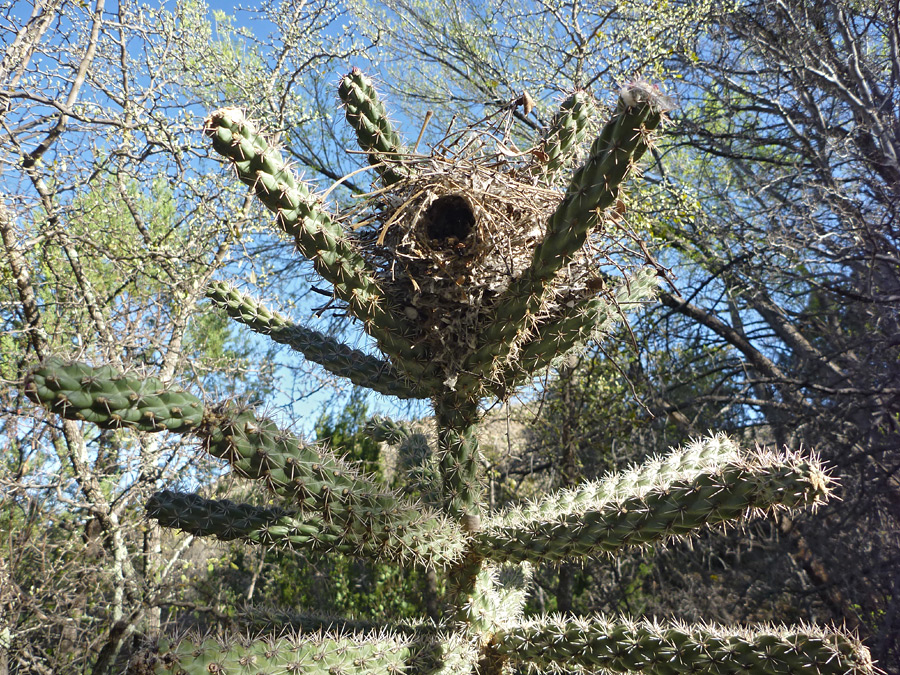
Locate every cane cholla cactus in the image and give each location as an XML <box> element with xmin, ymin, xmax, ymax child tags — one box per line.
<box><xmin>22</xmin><ymin>69</ymin><xmax>873</xmax><ymax>675</ymax></box>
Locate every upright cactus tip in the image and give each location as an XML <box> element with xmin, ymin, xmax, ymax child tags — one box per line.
<box><xmin>339</xmin><ymin>67</ymin><xmax>409</xmax><ymax>186</ymax></box>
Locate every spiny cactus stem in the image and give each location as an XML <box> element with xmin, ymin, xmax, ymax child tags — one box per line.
<box><xmin>24</xmin><ymin>358</ymin><xmax>204</xmax><ymax>433</ymax></box>
<box><xmin>147</xmin><ymin>490</ymin><xmax>467</xmax><ymax>567</ymax></box>
<box><xmin>504</xmin><ymin>268</ymin><xmax>659</xmax><ymax>390</ymax></box>
<box><xmin>196</xmin><ymin>402</ymin><xmax>392</xmax><ymax>509</ymax></box>
<box><xmin>364</xmin><ymin>415</ymin><xmax>410</xmax><ymax>445</ymax></box>
<box><xmin>339</xmin><ymin>68</ymin><xmax>410</xmax><ymax>186</ymax></box>
<box><xmin>475</xmin><ymin>451</ymin><xmax>833</xmax><ymax>564</ymax></box>
<box><xmin>533</xmin><ymin>90</ymin><xmax>594</xmax><ymax>180</ymax></box>
<box><xmin>205</xmin><ymin>280</ymin><xmax>435</xmax><ymax>399</ymax></box>
<box><xmin>434</xmin><ymin>395</ymin><xmax>482</xmax><ymax>526</ymax></box>
<box><xmin>495</xmin><ymin>616</ymin><xmax>873</xmax><ymax>675</ymax></box>
<box><xmin>446</xmin><ymin>553</ymin><xmax>485</xmax><ymax>626</ymax></box>
<box><xmin>204</xmin><ymin>108</ymin><xmax>429</xmax><ymax>379</ymax></box>
<box><xmin>150</xmin><ymin>629</ymin><xmax>482</xmax><ymax>675</ymax></box>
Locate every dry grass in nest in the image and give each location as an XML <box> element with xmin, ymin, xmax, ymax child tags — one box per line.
<box><xmin>344</xmin><ymin>130</ymin><xmax>640</xmax><ymax>376</ymax></box>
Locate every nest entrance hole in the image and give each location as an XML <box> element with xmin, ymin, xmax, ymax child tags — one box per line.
<box><xmin>422</xmin><ymin>195</ymin><xmax>475</xmax><ymax>246</ymax></box>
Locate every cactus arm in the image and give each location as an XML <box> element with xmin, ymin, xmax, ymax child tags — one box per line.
<box><xmin>197</xmin><ymin>405</ymin><xmax>466</xmax><ymax>564</ymax></box>
<box><xmin>206</xmin><ymin>281</ymin><xmax>434</xmax><ymax>399</ymax></box>
<box><xmin>460</xmin><ymin>563</ymin><xmax>532</xmax><ymax>634</ymax></box>
<box><xmin>494</xmin><ymin>616</ymin><xmax>874</xmax><ymax>675</ymax></box>
<box><xmin>200</xmin><ymin>402</ymin><xmax>403</xmax><ymax>512</ymax></box>
<box><xmin>152</xmin><ymin>633</ymin><xmax>413</xmax><ymax>675</ymax></box>
<box><xmin>505</xmin><ymin>268</ymin><xmax>659</xmax><ymax>389</ymax></box>
<box><xmin>199</xmin><ymin>403</ymin><xmax>473</xmax><ymax>567</ymax></box>
<box><xmin>24</xmin><ymin>358</ymin><xmax>204</xmax><ymax>432</ymax></box>
<box><xmin>536</xmin><ymin>83</ymin><xmax>665</xmax><ymax>277</ymax></box>
<box><xmin>532</xmin><ymin>90</ymin><xmax>594</xmax><ymax>181</ymax></box>
<box><xmin>149</xmin><ymin>630</ymin><xmax>480</xmax><ymax>675</ymax></box>
<box><xmin>146</xmin><ymin>490</ymin><xmax>287</xmax><ymax>543</ymax></box>
<box><xmin>25</xmin><ymin>359</ymin><xmax>450</xmax><ymax>553</ymax></box>
<box><xmin>147</xmin><ymin>490</ymin><xmax>466</xmax><ymax>567</ymax></box>
<box><xmin>529</xmin><ymin>434</ymin><xmax>743</xmax><ymax>515</ymax></box>
<box><xmin>203</xmin><ymin>108</ymin><xmax>429</xmax><ymax>380</ymax></box>
<box><xmin>461</xmin><ymin>84</ymin><xmax>665</xmax><ymax>389</ymax></box>
<box><xmin>474</xmin><ymin>447</ymin><xmax>833</xmax><ymax>564</ymax></box>
<box><xmin>338</xmin><ymin>68</ymin><xmax>411</xmax><ymax>186</ymax></box>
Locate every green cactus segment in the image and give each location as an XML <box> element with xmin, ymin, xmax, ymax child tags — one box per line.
<box><xmin>366</xmin><ymin>418</ymin><xmax>434</xmax><ymax>475</ymax></box>
<box><xmin>461</xmin><ymin>563</ymin><xmax>532</xmax><ymax>633</ymax></box>
<box><xmin>24</xmin><ymin>358</ymin><xmax>203</xmax><ymax>432</ymax></box>
<box><xmin>197</xmin><ymin>403</ymin><xmax>467</xmax><ymax>564</ymax></box>
<box><xmin>434</xmin><ymin>396</ymin><xmax>481</xmax><ymax>525</ymax></box>
<box><xmin>231</xmin><ymin>609</ymin><xmax>482</xmax><ymax>675</ymax></box>
<box><xmin>494</xmin><ymin>616</ymin><xmax>874</xmax><ymax>675</ymax></box>
<box><xmin>365</xmin><ymin>417</ymin><xmax>441</xmax><ymax>507</ymax></box>
<box><xmin>147</xmin><ymin>490</ymin><xmax>464</xmax><ymax>566</ymax></box>
<box><xmin>513</xmin><ymin>268</ymin><xmax>658</xmax><ymax>384</ymax></box>
<box><xmin>147</xmin><ymin>490</ymin><xmax>288</xmax><ymax>541</ymax></box>
<box><xmin>464</xmin><ymin>85</ymin><xmax>665</xmax><ymax>384</ymax></box>
<box><xmin>206</xmin><ymin>281</ymin><xmax>430</xmax><ymax>400</ymax></box>
<box><xmin>365</xmin><ymin>415</ymin><xmax>410</xmax><ymax>444</ymax></box>
<box><xmin>533</xmin><ymin>91</ymin><xmax>594</xmax><ymax>180</ymax></box>
<box><xmin>539</xmin><ymin>84</ymin><xmax>663</xmax><ymax>273</ymax></box>
<box><xmin>438</xmin><ymin>423</ymin><xmax>480</xmax><ymax>522</ymax></box>
<box><xmin>533</xmin><ymin>434</ymin><xmax>742</xmax><ymax>515</ymax></box>
<box><xmin>493</xmin><ymin>433</ymin><xmax>740</xmax><ymax>527</ymax></box>
<box><xmin>475</xmin><ymin>446</ymin><xmax>832</xmax><ymax>564</ymax></box>
<box><xmin>151</xmin><ymin>630</ymin><xmax>480</xmax><ymax>675</ymax></box>
<box><xmin>203</xmin><ymin>108</ymin><xmax>426</xmax><ymax>379</ymax></box>
<box><xmin>339</xmin><ymin>68</ymin><xmax>410</xmax><ymax>186</ymax></box>
<box><xmin>153</xmin><ymin>633</ymin><xmax>413</xmax><ymax>675</ymax></box>
<box><xmin>199</xmin><ymin>403</ymin><xmax>382</xmax><ymax>507</ymax></box>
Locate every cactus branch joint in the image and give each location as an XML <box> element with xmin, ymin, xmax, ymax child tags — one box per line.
<box><xmin>22</xmin><ymin>69</ymin><xmax>873</xmax><ymax>674</ymax></box>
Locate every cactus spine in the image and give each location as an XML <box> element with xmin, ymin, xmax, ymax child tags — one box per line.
<box><xmin>21</xmin><ymin>70</ymin><xmax>872</xmax><ymax>675</ymax></box>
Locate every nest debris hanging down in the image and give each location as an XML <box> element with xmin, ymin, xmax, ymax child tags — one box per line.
<box><xmin>345</xmin><ymin>110</ymin><xmax>643</xmax><ymax>385</ymax></box>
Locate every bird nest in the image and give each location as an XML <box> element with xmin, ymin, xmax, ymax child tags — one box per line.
<box><xmin>347</xmin><ymin>132</ymin><xmax>634</xmax><ymax>378</ymax></box>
